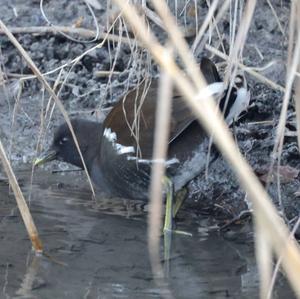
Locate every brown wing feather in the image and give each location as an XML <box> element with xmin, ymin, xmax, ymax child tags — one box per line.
<box><xmin>104</xmin><ymin>57</ymin><xmax>221</xmax><ymax>159</ymax></box>
<box><xmin>104</xmin><ymin>80</ymin><xmax>195</xmax><ymax>159</ymax></box>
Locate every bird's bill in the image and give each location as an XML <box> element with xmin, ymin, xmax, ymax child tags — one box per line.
<box><xmin>34</xmin><ymin>149</ymin><xmax>57</xmax><ymax>166</ymax></box>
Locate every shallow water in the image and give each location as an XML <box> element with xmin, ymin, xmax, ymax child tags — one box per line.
<box><xmin>0</xmin><ymin>169</ymin><xmax>295</xmax><ymax>299</ymax></box>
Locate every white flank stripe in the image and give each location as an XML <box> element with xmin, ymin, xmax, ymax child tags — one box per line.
<box><xmin>103</xmin><ymin>127</ymin><xmax>117</xmax><ymax>142</ymax></box>
<box><xmin>103</xmin><ymin>128</ymin><xmax>135</xmax><ymax>155</ymax></box>
<box><xmin>127</xmin><ymin>156</ymin><xmax>179</xmax><ymax>167</ymax></box>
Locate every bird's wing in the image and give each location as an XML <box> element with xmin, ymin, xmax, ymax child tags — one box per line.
<box><xmin>103</xmin><ymin>58</ymin><xmax>222</xmax><ymax>159</ymax></box>
<box><xmin>104</xmin><ymin>80</ymin><xmax>191</xmax><ymax>158</ymax></box>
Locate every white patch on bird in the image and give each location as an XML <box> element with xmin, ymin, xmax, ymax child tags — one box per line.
<box><xmin>127</xmin><ymin>156</ymin><xmax>179</xmax><ymax>167</ymax></box>
<box><xmin>103</xmin><ymin>128</ymin><xmax>135</xmax><ymax>155</ymax></box>
<box><xmin>226</xmin><ymin>87</ymin><xmax>251</xmax><ymax>125</ymax></box>
<box><xmin>197</xmin><ymin>82</ymin><xmax>225</xmax><ymax>99</ymax></box>
<box><xmin>103</xmin><ymin>127</ymin><xmax>117</xmax><ymax>142</ymax></box>
<box><xmin>196</xmin><ymin>79</ymin><xmax>250</xmax><ymax>126</ymax></box>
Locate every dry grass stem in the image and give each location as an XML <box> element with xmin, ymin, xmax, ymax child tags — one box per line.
<box><xmin>191</xmin><ymin>0</ymin><xmax>220</xmax><ymax>53</ymax></box>
<box><xmin>273</xmin><ymin>29</ymin><xmax>300</xmax><ymax>157</ymax></box>
<box><xmin>0</xmin><ymin>26</ymin><xmax>135</xmax><ymax>44</ymax></box>
<box><xmin>148</xmin><ymin>61</ymin><xmax>173</xmax><ymax>299</ymax></box>
<box><xmin>0</xmin><ymin>139</ymin><xmax>42</xmax><ymax>252</ymax></box>
<box><xmin>265</xmin><ymin>0</ymin><xmax>284</xmax><ymax>35</ymax></box>
<box><xmin>255</xmin><ymin>219</ymin><xmax>273</xmax><ymax>298</ymax></box>
<box><xmin>267</xmin><ymin>217</ymin><xmax>300</xmax><ymax>299</ymax></box>
<box><xmin>263</xmin><ymin>5</ymin><xmax>300</xmax><ymax>215</ymax></box>
<box><xmin>94</xmin><ymin>70</ymin><xmax>121</xmax><ymax>77</ymax></box>
<box><xmin>150</xmin><ymin>0</ymin><xmax>204</xmax><ymax>90</ymax></box>
<box><xmin>142</xmin><ymin>5</ymin><xmax>165</xmax><ymax>30</ymax></box>
<box><xmin>193</xmin><ymin>0</ymin><xmax>231</xmax><ymax>56</ymax></box>
<box><xmin>291</xmin><ymin>3</ymin><xmax>300</xmax><ymax>160</ymax></box>
<box><xmin>295</xmin><ymin>72</ymin><xmax>300</xmax><ymax>150</ymax></box>
<box><xmin>224</xmin><ymin>0</ymin><xmax>256</xmax><ymax>86</ymax></box>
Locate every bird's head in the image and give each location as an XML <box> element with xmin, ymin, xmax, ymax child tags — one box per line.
<box><xmin>34</xmin><ymin>119</ymin><xmax>102</xmax><ymax>170</ymax></box>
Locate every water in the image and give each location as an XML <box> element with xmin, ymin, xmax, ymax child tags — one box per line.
<box><xmin>0</xmin><ymin>169</ymin><xmax>295</xmax><ymax>298</ymax></box>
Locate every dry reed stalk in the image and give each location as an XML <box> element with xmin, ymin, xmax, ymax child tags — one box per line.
<box><xmin>267</xmin><ymin>217</ymin><xmax>300</xmax><ymax>299</ymax></box>
<box><xmin>150</xmin><ymin>0</ymin><xmax>203</xmax><ymax>89</ymax></box>
<box><xmin>94</xmin><ymin>70</ymin><xmax>121</xmax><ymax>77</ymax></box>
<box><xmin>265</xmin><ymin>0</ymin><xmax>284</xmax><ymax>35</ymax></box>
<box><xmin>255</xmin><ymin>215</ymin><xmax>273</xmax><ymax>298</ymax></box>
<box><xmin>0</xmin><ymin>140</ymin><xmax>42</xmax><ymax>252</ymax></box>
<box><xmin>223</xmin><ymin>0</ymin><xmax>256</xmax><ymax>86</ymax></box>
<box><xmin>291</xmin><ymin>2</ymin><xmax>300</xmax><ymax>156</ymax></box>
<box><xmin>112</xmin><ymin>1</ymin><xmax>300</xmax><ymax>297</ymax></box>
<box><xmin>272</xmin><ymin>27</ymin><xmax>300</xmax><ymax>161</ymax></box>
<box><xmin>262</xmin><ymin>3</ymin><xmax>300</xmax><ymax>221</ymax></box>
<box><xmin>295</xmin><ymin>67</ymin><xmax>300</xmax><ymax>152</ymax></box>
<box><xmin>148</xmin><ymin>67</ymin><xmax>174</xmax><ymax>299</ymax></box>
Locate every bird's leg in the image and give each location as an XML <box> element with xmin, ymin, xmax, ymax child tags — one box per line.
<box><xmin>173</xmin><ymin>188</ymin><xmax>188</xmax><ymax>218</ymax></box>
<box><xmin>162</xmin><ymin>176</ymin><xmax>173</xmax><ymax>268</ymax></box>
<box><xmin>162</xmin><ymin>177</ymin><xmax>192</xmax><ymax>271</ymax></box>
<box><xmin>162</xmin><ymin>177</ymin><xmax>192</xmax><ymax>236</ymax></box>
<box><xmin>162</xmin><ymin>176</ymin><xmax>174</xmax><ymax>234</ymax></box>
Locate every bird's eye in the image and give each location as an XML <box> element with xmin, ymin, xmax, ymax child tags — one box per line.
<box><xmin>59</xmin><ymin>137</ymin><xmax>69</xmax><ymax>145</ymax></box>
<box><xmin>234</xmin><ymin>75</ymin><xmax>244</xmax><ymax>88</ymax></box>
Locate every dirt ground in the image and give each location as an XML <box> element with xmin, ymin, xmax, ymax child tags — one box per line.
<box><xmin>0</xmin><ymin>0</ymin><xmax>299</xmax><ymax>298</ymax></box>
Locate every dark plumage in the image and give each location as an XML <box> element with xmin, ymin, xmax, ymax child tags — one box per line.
<box><xmin>35</xmin><ymin>58</ymin><xmax>250</xmax><ymax>200</ymax></box>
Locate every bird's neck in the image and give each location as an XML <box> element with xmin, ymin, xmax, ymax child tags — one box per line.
<box><xmin>82</xmin><ymin>122</ymin><xmax>103</xmax><ymax>174</ymax></box>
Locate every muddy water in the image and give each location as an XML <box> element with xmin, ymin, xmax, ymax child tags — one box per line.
<box><xmin>0</xmin><ymin>170</ymin><xmax>295</xmax><ymax>299</ymax></box>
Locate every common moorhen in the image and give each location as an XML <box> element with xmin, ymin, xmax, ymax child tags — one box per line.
<box><xmin>35</xmin><ymin>58</ymin><xmax>250</xmax><ymax>203</ymax></box>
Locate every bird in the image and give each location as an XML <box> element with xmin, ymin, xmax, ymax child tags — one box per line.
<box><xmin>34</xmin><ymin>57</ymin><xmax>250</xmax><ymax>225</ymax></box>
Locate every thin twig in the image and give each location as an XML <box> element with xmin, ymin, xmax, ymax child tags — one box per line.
<box><xmin>0</xmin><ymin>26</ymin><xmax>135</xmax><ymax>44</ymax></box>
